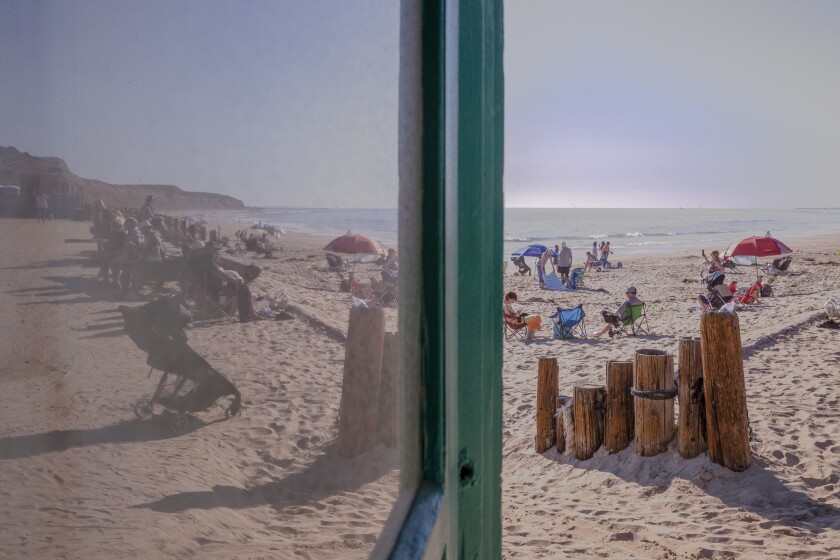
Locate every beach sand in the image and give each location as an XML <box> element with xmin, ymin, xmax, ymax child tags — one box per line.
<box><xmin>1</xmin><ymin>218</ymin><xmax>839</xmax><ymax>559</ymax></box>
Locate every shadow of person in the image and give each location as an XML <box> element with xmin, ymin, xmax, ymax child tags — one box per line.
<box><xmin>545</xmin><ymin>448</ymin><xmax>840</xmax><ymax>534</ymax></box>
<box><xmin>0</xmin><ymin>414</ymin><xmax>208</xmax><ymax>460</ymax></box>
<box><xmin>133</xmin><ymin>442</ymin><xmax>397</xmax><ymax>515</ymax></box>
<box><xmin>12</xmin><ymin>275</ymin><xmax>116</xmax><ymax>304</ymax></box>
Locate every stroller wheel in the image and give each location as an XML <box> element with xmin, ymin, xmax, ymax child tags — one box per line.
<box><xmin>133</xmin><ymin>400</ymin><xmax>154</xmax><ymax>419</ymax></box>
<box><xmin>169</xmin><ymin>414</ymin><xmax>190</xmax><ymax>433</ymax></box>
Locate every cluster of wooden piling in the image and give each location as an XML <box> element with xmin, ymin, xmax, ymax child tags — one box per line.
<box><xmin>535</xmin><ymin>312</ymin><xmax>752</xmax><ymax>471</ymax></box>
<box><xmin>337</xmin><ymin>307</ymin><xmax>398</xmax><ymax>457</ymax></box>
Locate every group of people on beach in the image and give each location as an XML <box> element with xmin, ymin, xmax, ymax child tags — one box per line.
<box><xmin>97</xmin><ymin>196</ymin><xmax>169</xmax><ymax>301</ymax></box>
<box><xmin>504</xmin><ymin>285</ymin><xmax>643</xmax><ymax>341</ymax></box>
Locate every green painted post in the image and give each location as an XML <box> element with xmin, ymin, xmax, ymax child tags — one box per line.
<box><xmin>387</xmin><ymin>0</ymin><xmax>503</xmax><ymax>557</ymax></box>
<box><xmin>445</xmin><ymin>0</ymin><xmax>504</xmax><ymax>558</ymax></box>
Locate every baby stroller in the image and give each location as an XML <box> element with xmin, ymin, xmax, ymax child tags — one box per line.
<box><xmin>136</xmin><ymin>335</ymin><xmax>242</xmax><ymax>432</ymax></box>
<box><xmin>120</xmin><ymin>298</ymin><xmax>242</xmax><ymax>432</ymax></box>
<box><xmin>701</xmin><ymin>271</ymin><xmax>734</xmax><ymax>310</ymax></box>
<box><xmin>511</xmin><ymin>255</ymin><xmax>531</xmax><ymax>276</ymax></box>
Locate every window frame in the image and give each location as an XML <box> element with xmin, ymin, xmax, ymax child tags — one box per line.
<box><xmin>374</xmin><ymin>1</ymin><xmax>504</xmax><ymax>558</ymax></box>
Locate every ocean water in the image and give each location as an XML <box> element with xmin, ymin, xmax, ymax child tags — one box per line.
<box><xmin>203</xmin><ymin>207</ymin><xmax>839</xmax><ymax>256</ymax></box>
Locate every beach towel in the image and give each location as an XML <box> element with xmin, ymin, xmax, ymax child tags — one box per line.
<box><xmin>543</xmin><ymin>271</ymin><xmax>570</xmax><ymax>291</ymax></box>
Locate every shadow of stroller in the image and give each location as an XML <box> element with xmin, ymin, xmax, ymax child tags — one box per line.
<box><xmin>0</xmin><ymin>414</ymin><xmax>209</xmax><ymax>461</ymax></box>
<box><xmin>133</xmin><ymin>442</ymin><xmax>397</xmax><ymax>514</ymax></box>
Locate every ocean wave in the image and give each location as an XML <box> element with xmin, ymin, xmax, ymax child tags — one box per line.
<box><xmin>625</xmin><ymin>232</ymin><xmax>644</xmax><ymax>238</ymax></box>
<box><xmin>589</xmin><ymin>234</ymin><xmax>608</xmax><ymax>239</ymax></box>
<box><xmin>504</xmin><ymin>236</ymin><xmax>534</xmax><ymax>242</ymax></box>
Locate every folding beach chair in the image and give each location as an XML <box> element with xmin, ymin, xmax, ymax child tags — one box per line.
<box><xmin>612</xmin><ymin>303</ymin><xmax>650</xmax><ymax>337</ymax></box>
<box><xmin>568</xmin><ymin>267</ymin><xmax>585</xmax><ymax>289</ymax></box>
<box><xmin>734</xmin><ymin>280</ymin><xmax>762</xmax><ymax>307</ymax></box>
<box><xmin>549</xmin><ymin>305</ymin><xmax>586</xmax><ymax>340</ymax></box>
<box><xmin>543</xmin><ymin>271</ymin><xmax>570</xmax><ymax>291</ymax></box>
<box><xmin>504</xmin><ymin>314</ymin><xmax>528</xmax><ymax>342</ymax></box>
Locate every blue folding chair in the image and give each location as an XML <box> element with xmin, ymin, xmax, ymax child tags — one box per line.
<box><xmin>569</xmin><ymin>268</ymin><xmax>585</xmax><ymax>289</ymax></box>
<box><xmin>549</xmin><ymin>305</ymin><xmax>586</xmax><ymax>339</ymax></box>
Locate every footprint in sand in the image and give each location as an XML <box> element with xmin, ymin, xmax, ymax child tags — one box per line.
<box><xmin>784</xmin><ymin>451</ymin><xmax>800</xmax><ymax>466</ymax></box>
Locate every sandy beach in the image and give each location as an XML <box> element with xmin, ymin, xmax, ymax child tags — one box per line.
<box><xmin>1</xmin><ymin>218</ymin><xmax>839</xmax><ymax>559</ymax></box>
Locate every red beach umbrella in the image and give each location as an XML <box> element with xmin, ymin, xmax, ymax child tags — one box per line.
<box><xmin>724</xmin><ymin>236</ymin><xmax>792</xmax><ymax>279</ymax></box>
<box><xmin>324</xmin><ymin>232</ymin><xmax>385</xmax><ymax>256</ymax></box>
<box><xmin>723</xmin><ymin>236</ymin><xmax>792</xmax><ymax>259</ymax></box>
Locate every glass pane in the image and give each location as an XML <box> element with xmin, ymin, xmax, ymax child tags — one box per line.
<box><xmin>0</xmin><ymin>2</ymin><xmax>410</xmax><ymax>558</ymax></box>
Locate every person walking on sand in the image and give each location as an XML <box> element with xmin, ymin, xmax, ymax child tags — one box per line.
<box><xmin>594</xmin><ymin>286</ymin><xmax>642</xmax><ymax>337</ymax></box>
<box><xmin>504</xmin><ymin>291</ymin><xmax>541</xmax><ymax>340</ymax></box>
<box><xmin>35</xmin><ymin>191</ymin><xmax>49</xmax><ymax>223</ymax></box>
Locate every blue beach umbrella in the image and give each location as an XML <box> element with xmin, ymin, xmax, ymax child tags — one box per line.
<box><xmin>511</xmin><ymin>244</ymin><xmax>547</xmax><ymax>258</ymax></box>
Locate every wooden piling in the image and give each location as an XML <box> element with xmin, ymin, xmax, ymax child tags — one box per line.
<box><xmin>604</xmin><ymin>361</ymin><xmax>634</xmax><ymax>453</ymax></box>
<box><xmin>633</xmin><ymin>349</ymin><xmax>676</xmax><ymax>457</ymax></box>
<box><xmin>337</xmin><ymin>307</ymin><xmax>386</xmax><ymax>457</ymax></box>
<box><xmin>574</xmin><ymin>385</ymin><xmax>605</xmax><ymax>460</ymax></box>
<box><xmin>700</xmin><ymin>313</ymin><xmax>752</xmax><ymax>471</ymax></box>
<box><xmin>535</xmin><ymin>358</ymin><xmax>559</xmax><ymax>453</ymax></box>
<box><xmin>678</xmin><ymin>337</ymin><xmax>707</xmax><ymax>459</ymax></box>
<box><xmin>378</xmin><ymin>332</ymin><xmax>399</xmax><ymax>447</ymax></box>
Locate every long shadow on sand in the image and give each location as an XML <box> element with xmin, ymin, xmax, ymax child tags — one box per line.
<box><xmin>546</xmin><ymin>452</ymin><xmax>840</xmax><ymax>534</ymax></box>
<box><xmin>11</xmin><ymin>275</ymin><xmax>117</xmax><ymax>304</ymax></box>
<box><xmin>133</xmin><ymin>442</ymin><xmax>396</xmax><ymax>515</ymax></box>
<box><xmin>0</xmin><ymin>257</ymin><xmax>97</xmax><ymax>271</ymax></box>
<box><xmin>0</xmin><ymin>415</ymin><xmax>210</xmax><ymax>460</ymax></box>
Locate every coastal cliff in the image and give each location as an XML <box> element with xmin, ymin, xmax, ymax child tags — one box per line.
<box><xmin>0</xmin><ymin>146</ymin><xmax>244</xmax><ymax>210</ymax></box>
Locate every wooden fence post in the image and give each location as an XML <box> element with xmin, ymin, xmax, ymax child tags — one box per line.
<box><xmin>378</xmin><ymin>332</ymin><xmax>399</xmax><ymax>447</ymax></box>
<box><xmin>535</xmin><ymin>357</ymin><xmax>559</xmax><ymax>453</ymax></box>
<box><xmin>605</xmin><ymin>361</ymin><xmax>634</xmax><ymax>453</ymax></box>
<box><xmin>337</xmin><ymin>307</ymin><xmax>386</xmax><ymax>457</ymax></box>
<box><xmin>574</xmin><ymin>385</ymin><xmax>605</xmax><ymax>460</ymax></box>
<box><xmin>700</xmin><ymin>313</ymin><xmax>752</xmax><ymax>471</ymax></box>
<box><xmin>633</xmin><ymin>349</ymin><xmax>676</xmax><ymax>457</ymax></box>
<box><xmin>678</xmin><ymin>337</ymin><xmax>707</xmax><ymax>459</ymax></box>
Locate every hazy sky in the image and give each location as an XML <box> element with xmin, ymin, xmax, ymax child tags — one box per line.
<box><xmin>2</xmin><ymin>1</ymin><xmax>839</xmax><ymax>208</ymax></box>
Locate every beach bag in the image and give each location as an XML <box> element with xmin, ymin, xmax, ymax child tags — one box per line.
<box><xmin>760</xmin><ymin>285</ymin><xmax>773</xmax><ymax>297</ymax></box>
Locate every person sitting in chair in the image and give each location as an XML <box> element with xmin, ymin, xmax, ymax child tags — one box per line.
<box><xmin>594</xmin><ymin>286</ymin><xmax>642</xmax><ymax>337</ymax></box>
<box><xmin>236</xmin><ymin>265</ymin><xmax>265</xmax><ymax>322</ymax></box>
<box><xmin>504</xmin><ymin>291</ymin><xmax>541</xmax><ymax>340</ymax></box>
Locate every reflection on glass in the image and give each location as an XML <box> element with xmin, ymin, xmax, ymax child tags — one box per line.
<box><xmin>0</xmin><ymin>2</ymin><xmax>403</xmax><ymax>558</ymax></box>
